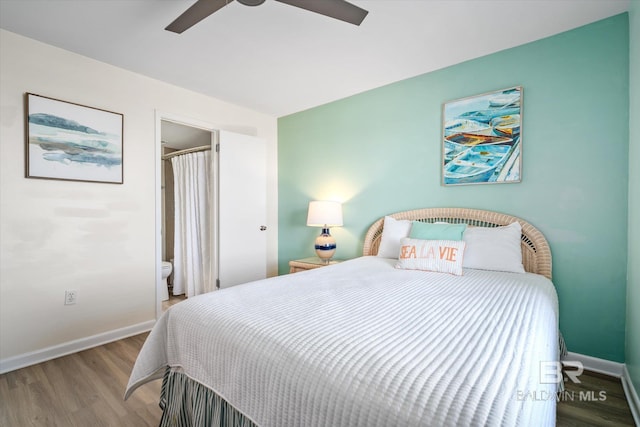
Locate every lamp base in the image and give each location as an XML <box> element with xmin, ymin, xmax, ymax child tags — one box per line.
<box><xmin>314</xmin><ymin>228</ymin><xmax>336</xmax><ymax>263</ymax></box>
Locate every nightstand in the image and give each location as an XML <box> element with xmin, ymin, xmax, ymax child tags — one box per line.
<box><xmin>289</xmin><ymin>257</ymin><xmax>342</xmax><ymax>273</ymax></box>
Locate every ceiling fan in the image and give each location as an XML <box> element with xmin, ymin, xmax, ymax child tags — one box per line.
<box><xmin>166</xmin><ymin>0</ymin><xmax>369</xmax><ymax>33</ymax></box>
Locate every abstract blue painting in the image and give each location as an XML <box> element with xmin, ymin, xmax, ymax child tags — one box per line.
<box><xmin>26</xmin><ymin>93</ymin><xmax>123</xmax><ymax>183</ymax></box>
<box><xmin>442</xmin><ymin>86</ymin><xmax>522</xmax><ymax>186</ymax></box>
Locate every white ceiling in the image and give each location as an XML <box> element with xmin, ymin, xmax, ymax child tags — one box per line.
<box><xmin>0</xmin><ymin>0</ymin><xmax>630</xmax><ymax>117</ymax></box>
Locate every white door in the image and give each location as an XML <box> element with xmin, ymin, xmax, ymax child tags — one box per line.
<box><xmin>216</xmin><ymin>130</ymin><xmax>267</xmax><ymax>288</ymax></box>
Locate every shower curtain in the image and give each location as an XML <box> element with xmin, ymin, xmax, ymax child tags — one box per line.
<box><xmin>171</xmin><ymin>151</ymin><xmax>213</xmax><ymax>297</ymax></box>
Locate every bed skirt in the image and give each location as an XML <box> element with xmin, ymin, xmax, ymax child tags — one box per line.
<box><xmin>159</xmin><ymin>368</ymin><xmax>257</xmax><ymax>427</ymax></box>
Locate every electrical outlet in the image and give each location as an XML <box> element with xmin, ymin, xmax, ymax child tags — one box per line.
<box><xmin>64</xmin><ymin>290</ymin><xmax>77</xmax><ymax>305</ymax></box>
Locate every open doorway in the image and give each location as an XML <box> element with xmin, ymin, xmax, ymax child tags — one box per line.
<box><xmin>158</xmin><ymin>117</ymin><xmax>214</xmax><ymax>314</ymax></box>
<box><xmin>155</xmin><ymin>113</ymin><xmax>268</xmax><ymax>319</ymax></box>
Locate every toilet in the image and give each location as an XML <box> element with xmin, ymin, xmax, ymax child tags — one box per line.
<box><xmin>161</xmin><ymin>261</ymin><xmax>173</xmax><ymax>301</ymax></box>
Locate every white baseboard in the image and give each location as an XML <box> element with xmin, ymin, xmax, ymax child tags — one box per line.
<box><xmin>0</xmin><ymin>320</ymin><xmax>155</xmax><ymax>374</ymax></box>
<box><xmin>564</xmin><ymin>351</ymin><xmax>624</xmax><ymax>377</ymax></box>
<box><xmin>622</xmin><ymin>365</ymin><xmax>640</xmax><ymax>426</ymax></box>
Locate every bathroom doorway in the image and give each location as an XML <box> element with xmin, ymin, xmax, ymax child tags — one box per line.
<box><xmin>157</xmin><ymin>114</ymin><xmax>214</xmax><ymax>315</ymax></box>
<box><xmin>155</xmin><ymin>112</ymin><xmax>268</xmax><ymax>318</ymax></box>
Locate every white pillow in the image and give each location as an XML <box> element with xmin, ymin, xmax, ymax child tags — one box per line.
<box><xmin>395</xmin><ymin>238</ymin><xmax>466</xmax><ymax>276</ymax></box>
<box><xmin>462</xmin><ymin>222</ymin><xmax>525</xmax><ymax>273</ymax></box>
<box><xmin>376</xmin><ymin>216</ymin><xmax>412</xmax><ymax>258</ymax></box>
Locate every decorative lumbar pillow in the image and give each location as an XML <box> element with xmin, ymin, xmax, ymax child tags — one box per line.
<box><xmin>395</xmin><ymin>238</ymin><xmax>466</xmax><ymax>276</ymax></box>
<box><xmin>462</xmin><ymin>222</ymin><xmax>525</xmax><ymax>273</ymax></box>
<box><xmin>409</xmin><ymin>221</ymin><xmax>467</xmax><ymax>241</ymax></box>
<box><xmin>377</xmin><ymin>216</ymin><xmax>412</xmax><ymax>258</ymax></box>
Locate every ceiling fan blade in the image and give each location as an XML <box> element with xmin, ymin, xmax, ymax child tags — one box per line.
<box><xmin>166</xmin><ymin>0</ymin><xmax>233</xmax><ymax>34</ymax></box>
<box><xmin>274</xmin><ymin>0</ymin><xmax>368</xmax><ymax>26</ymax></box>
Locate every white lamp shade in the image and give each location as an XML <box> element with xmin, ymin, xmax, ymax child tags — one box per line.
<box><xmin>306</xmin><ymin>201</ymin><xmax>343</xmax><ymax>227</ymax></box>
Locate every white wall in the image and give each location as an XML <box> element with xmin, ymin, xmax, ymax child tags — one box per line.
<box><xmin>0</xmin><ymin>30</ymin><xmax>278</xmax><ymax>368</ymax></box>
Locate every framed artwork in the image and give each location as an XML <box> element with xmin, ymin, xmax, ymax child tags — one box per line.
<box><xmin>442</xmin><ymin>86</ymin><xmax>522</xmax><ymax>186</ymax></box>
<box><xmin>25</xmin><ymin>93</ymin><xmax>123</xmax><ymax>184</ymax></box>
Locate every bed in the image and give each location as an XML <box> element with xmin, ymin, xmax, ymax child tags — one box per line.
<box><xmin>126</xmin><ymin>208</ymin><xmax>560</xmax><ymax>427</ymax></box>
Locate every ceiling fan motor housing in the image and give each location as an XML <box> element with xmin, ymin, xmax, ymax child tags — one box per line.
<box><xmin>237</xmin><ymin>0</ymin><xmax>266</xmax><ymax>6</ymax></box>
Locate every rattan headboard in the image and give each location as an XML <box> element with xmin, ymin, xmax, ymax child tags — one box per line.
<box><xmin>362</xmin><ymin>208</ymin><xmax>552</xmax><ymax>279</ymax></box>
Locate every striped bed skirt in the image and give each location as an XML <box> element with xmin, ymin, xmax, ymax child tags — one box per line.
<box><xmin>159</xmin><ymin>368</ymin><xmax>257</xmax><ymax>427</ymax></box>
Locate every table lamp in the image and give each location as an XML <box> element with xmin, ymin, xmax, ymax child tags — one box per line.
<box><xmin>306</xmin><ymin>200</ymin><xmax>343</xmax><ymax>263</ymax></box>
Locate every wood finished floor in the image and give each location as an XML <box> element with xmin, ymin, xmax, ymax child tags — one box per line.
<box><xmin>557</xmin><ymin>370</ymin><xmax>636</xmax><ymax>426</ymax></box>
<box><xmin>1</xmin><ymin>330</ymin><xmax>636</xmax><ymax>426</ymax></box>
<box><xmin>161</xmin><ymin>293</ymin><xmax>187</xmax><ymax>312</ymax></box>
<box><xmin>0</xmin><ymin>333</ymin><xmax>162</xmax><ymax>427</ymax></box>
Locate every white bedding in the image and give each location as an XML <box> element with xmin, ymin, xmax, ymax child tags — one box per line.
<box><xmin>126</xmin><ymin>256</ymin><xmax>559</xmax><ymax>426</ymax></box>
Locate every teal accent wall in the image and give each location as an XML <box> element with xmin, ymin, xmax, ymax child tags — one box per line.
<box><xmin>627</xmin><ymin>1</ymin><xmax>640</xmax><ymax>398</ymax></box>
<box><xmin>278</xmin><ymin>15</ymin><xmax>629</xmax><ymax>362</ymax></box>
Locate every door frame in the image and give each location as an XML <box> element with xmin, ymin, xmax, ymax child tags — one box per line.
<box><xmin>154</xmin><ymin>110</ymin><xmax>219</xmax><ymax>319</ymax></box>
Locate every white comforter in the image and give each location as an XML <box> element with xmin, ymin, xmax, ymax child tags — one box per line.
<box><xmin>126</xmin><ymin>256</ymin><xmax>559</xmax><ymax>426</ymax></box>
